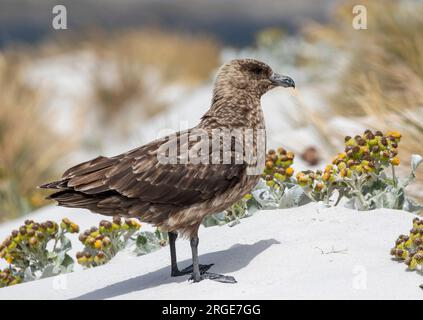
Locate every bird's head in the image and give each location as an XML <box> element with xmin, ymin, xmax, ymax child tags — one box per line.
<box><xmin>214</xmin><ymin>59</ymin><xmax>295</xmax><ymax>98</ymax></box>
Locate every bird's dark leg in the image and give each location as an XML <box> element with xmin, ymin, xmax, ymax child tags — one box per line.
<box><xmin>169</xmin><ymin>232</ymin><xmax>180</xmax><ymax>277</ymax></box>
<box><xmin>190</xmin><ymin>236</ymin><xmax>202</xmax><ymax>282</ymax></box>
<box><xmin>168</xmin><ymin>232</ymin><xmax>213</xmax><ymax>277</ymax></box>
<box><xmin>189</xmin><ymin>236</ymin><xmax>237</xmax><ymax>284</ymax></box>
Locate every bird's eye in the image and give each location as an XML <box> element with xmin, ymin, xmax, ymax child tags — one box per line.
<box><xmin>251</xmin><ymin>67</ymin><xmax>262</xmax><ymax>75</ymax></box>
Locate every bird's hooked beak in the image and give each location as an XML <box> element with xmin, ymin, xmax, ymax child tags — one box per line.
<box><xmin>269</xmin><ymin>73</ymin><xmax>295</xmax><ymax>88</ymax></box>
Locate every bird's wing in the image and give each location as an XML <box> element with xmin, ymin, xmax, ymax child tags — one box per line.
<box><xmin>56</xmin><ymin>130</ymin><xmax>246</xmax><ymax>210</ymax></box>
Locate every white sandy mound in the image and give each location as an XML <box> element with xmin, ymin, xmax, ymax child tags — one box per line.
<box><xmin>0</xmin><ymin>203</ymin><xmax>422</xmax><ymax>300</ymax></box>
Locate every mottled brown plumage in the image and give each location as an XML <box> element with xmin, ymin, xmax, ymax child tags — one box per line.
<box><xmin>41</xmin><ymin>58</ymin><xmax>294</xmax><ymax>282</ymax></box>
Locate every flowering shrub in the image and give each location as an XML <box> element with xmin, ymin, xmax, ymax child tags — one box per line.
<box><xmin>263</xmin><ymin>147</ymin><xmax>295</xmax><ymax>187</ymax></box>
<box><xmin>295</xmin><ymin>130</ymin><xmax>423</xmax><ymax>211</ymax></box>
<box><xmin>0</xmin><ymin>267</ymin><xmax>22</xmax><ymax>287</ymax></box>
<box><xmin>390</xmin><ymin>217</ymin><xmax>423</xmax><ymax>274</ymax></box>
<box><xmin>203</xmin><ymin>147</ymin><xmax>301</xmax><ymax>227</ymax></box>
<box><xmin>76</xmin><ymin>216</ymin><xmax>141</xmax><ymax>268</ymax></box>
<box><xmin>204</xmin><ymin>129</ymin><xmax>422</xmax><ymax>228</ymax></box>
<box><xmin>248</xmin><ymin>147</ymin><xmax>308</xmax><ymax>210</ymax></box>
<box><xmin>0</xmin><ymin>218</ymin><xmax>79</xmax><ymax>287</ymax></box>
<box><xmin>202</xmin><ymin>194</ymin><xmax>257</xmax><ymax>227</ymax></box>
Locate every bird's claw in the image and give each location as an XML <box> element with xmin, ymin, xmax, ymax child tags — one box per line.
<box><xmin>171</xmin><ymin>263</ymin><xmax>213</xmax><ymax>277</ymax></box>
<box><xmin>189</xmin><ymin>272</ymin><xmax>237</xmax><ymax>284</ymax></box>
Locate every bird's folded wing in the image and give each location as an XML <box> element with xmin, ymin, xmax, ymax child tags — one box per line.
<box><xmin>59</xmin><ymin>133</ymin><xmax>246</xmax><ymax>208</ymax></box>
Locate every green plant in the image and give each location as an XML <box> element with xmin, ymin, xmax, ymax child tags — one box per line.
<box><xmin>202</xmin><ymin>147</ymin><xmax>304</xmax><ymax>227</ymax></box>
<box><xmin>202</xmin><ymin>195</ymin><xmax>258</xmax><ymax>227</ymax></box>
<box><xmin>76</xmin><ymin>216</ymin><xmax>141</xmax><ymax>268</ymax></box>
<box><xmin>295</xmin><ymin>129</ymin><xmax>423</xmax><ymax>212</ymax></box>
<box><xmin>263</xmin><ymin>147</ymin><xmax>295</xmax><ymax>187</ymax></box>
<box><xmin>306</xmin><ymin>0</ymin><xmax>423</xmax><ymax>201</ymax></box>
<box><xmin>210</xmin><ymin>130</ymin><xmax>422</xmax><ymax>225</ymax></box>
<box><xmin>390</xmin><ymin>217</ymin><xmax>423</xmax><ymax>276</ymax></box>
<box><xmin>0</xmin><ymin>218</ymin><xmax>79</xmax><ymax>287</ymax></box>
<box><xmin>0</xmin><ymin>267</ymin><xmax>22</xmax><ymax>287</ymax></box>
<box><xmin>133</xmin><ymin>228</ymin><xmax>168</xmax><ymax>256</ymax></box>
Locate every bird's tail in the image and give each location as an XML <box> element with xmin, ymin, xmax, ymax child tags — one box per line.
<box><xmin>39</xmin><ymin>180</ymin><xmax>64</xmax><ymax>189</ymax></box>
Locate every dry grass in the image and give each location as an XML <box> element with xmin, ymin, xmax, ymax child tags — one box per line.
<box><xmin>304</xmin><ymin>0</ymin><xmax>423</xmax><ymax>199</ymax></box>
<box><xmin>41</xmin><ymin>29</ymin><xmax>220</xmax><ymax>125</ymax></box>
<box><xmin>91</xmin><ymin>29</ymin><xmax>220</xmax><ymax>122</ymax></box>
<box><xmin>0</xmin><ymin>52</ymin><xmax>75</xmax><ymax>220</ymax></box>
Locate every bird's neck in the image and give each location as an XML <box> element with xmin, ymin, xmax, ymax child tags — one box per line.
<box><xmin>198</xmin><ymin>89</ymin><xmax>265</xmax><ymax>130</ymax></box>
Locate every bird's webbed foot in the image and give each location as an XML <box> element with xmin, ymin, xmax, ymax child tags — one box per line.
<box><xmin>171</xmin><ymin>263</ymin><xmax>214</xmax><ymax>277</ymax></box>
<box><xmin>189</xmin><ymin>272</ymin><xmax>237</xmax><ymax>284</ymax></box>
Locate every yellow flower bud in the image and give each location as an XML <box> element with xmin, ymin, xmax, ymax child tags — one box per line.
<box><xmin>102</xmin><ymin>237</ymin><xmax>112</xmax><ymax>248</ymax></box>
<box><xmin>5</xmin><ymin>255</ymin><xmax>14</xmax><ymax>264</ymax></box>
<box><xmin>29</xmin><ymin>237</ymin><xmax>38</xmax><ymax>247</ymax></box>
<box><xmin>286</xmin><ymin>167</ymin><xmax>294</xmax><ymax>176</ymax></box>
<box><xmin>266</xmin><ymin>180</ymin><xmax>275</xmax><ymax>187</ymax></box>
<box><xmin>387</xmin><ymin>131</ymin><xmax>401</xmax><ymax>139</ymax></box>
<box><xmin>390</xmin><ymin>157</ymin><xmax>400</xmax><ymax>166</ymax></box>
<box><xmin>325</xmin><ymin>165</ymin><xmax>333</xmax><ymax>172</ymax></box>
<box><xmin>409</xmin><ymin>258</ymin><xmax>418</xmax><ymax>270</ymax></box>
<box><xmin>337</xmin><ymin>162</ymin><xmax>347</xmax><ymax>170</ymax></box>
<box><xmin>265</xmin><ymin>161</ymin><xmax>273</xmax><ymax>169</ymax></box>
<box><xmin>243</xmin><ymin>194</ymin><xmax>252</xmax><ymax>200</ymax></box>
<box><xmin>274</xmin><ymin>173</ymin><xmax>286</xmax><ymax>181</ymax></box>
<box><xmin>315</xmin><ymin>183</ymin><xmax>324</xmax><ymax>191</ymax></box>
<box><xmin>345</xmin><ymin>138</ymin><xmax>356</xmax><ymax>147</ymax></box>
<box><xmin>70</xmin><ymin>223</ymin><xmax>79</xmax><ymax>233</ymax></box>
<box><xmin>286</xmin><ymin>151</ymin><xmax>295</xmax><ymax>160</ymax></box>
<box><xmin>77</xmin><ymin>256</ymin><xmax>88</xmax><ymax>265</ymax></box>
<box><xmin>94</xmin><ymin>240</ymin><xmax>102</xmax><ymax>249</ymax></box>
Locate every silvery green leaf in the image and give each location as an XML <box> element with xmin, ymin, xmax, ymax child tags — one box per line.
<box><xmin>47</xmin><ymin>251</ymin><xmax>58</xmax><ymax>260</ymax></box>
<box><xmin>213</xmin><ymin>211</ymin><xmax>226</xmax><ymax>220</ymax></box>
<box><xmin>343</xmin><ymin>198</ymin><xmax>355</xmax><ymax>209</ymax></box>
<box><xmin>403</xmin><ymin>197</ymin><xmax>423</xmax><ymax>214</ymax></box>
<box><xmin>367</xmin><ymin>185</ymin><xmax>407</xmax><ymax>210</ymax></box>
<box><xmin>253</xmin><ymin>178</ymin><xmax>268</xmax><ymax>190</ymax></box>
<box><xmin>247</xmin><ymin>204</ymin><xmax>260</xmax><ymax>215</ymax></box>
<box><xmin>202</xmin><ymin>212</ymin><xmax>227</xmax><ymax>227</ymax></box>
<box><xmin>60</xmin><ymin>254</ymin><xmax>74</xmax><ymax>270</ymax></box>
<box><xmin>278</xmin><ymin>185</ymin><xmax>310</xmax><ymax>208</ymax></box>
<box><xmin>54</xmin><ymin>250</ymin><xmax>68</xmax><ymax>266</ymax></box>
<box><xmin>411</xmin><ymin>154</ymin><xmax>423</xmax><ymax>176</ymax></box>
<box><xmin>154</xmin><ymin>229</ymin><xmax>168</xmax><ymax>242</ymax></box>
<box><xmin>251</xmin><ymin>188</ymin><xmax>278</xmax><ymax>209</ymax></box>
<box><xmin>344</xmin><ymin>197</ymin><xmax>368</xmax><ymax>210</ymax></box>
<box><xmin>228</xmin><ymin>220</ymin><xmax>240</xmax><ymax>227</ymax></box>
<box><xmin>56</xmin><ymin>236</ymin><xmax>72</xmax><ymax>253</ymax></box>
<box><xmin>136</xmin><ymin>234</ymin><xmax>148</xmax><ymax>247</ymax></box>
<box><xmin>135</xmin><ymin>242</ymin><xmax>161</xmax><ymax>255</ymax></box>
<box><xmin>134</xmin><ymin>232</ymin><xmax>162</xmax><ymax>255</ymax></box>
<box><xmin>370</xmin><ymin>194</ymin><xmax>384</xmax><ymax>209</ymax></box>
<box><xmin>23</xmin><ymin>268</ymin><xmax>36</xmax><ymax>281</ymax></box>
<box><xmin>40</xmin><ymin>264</ymin><xmax>60</xmax><ymax>279</ymax></box>
<box><xmin>401</xmin><ymin>154</ymin><xmax>423</xmax><ymax>188</ymax></box>
<box><xmin>382</xmin><ymin>190</ymin><xmax>403</xmax><ymax>209</ymax></box>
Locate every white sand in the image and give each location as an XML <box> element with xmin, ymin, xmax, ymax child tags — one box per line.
<box><xmin>0</xmin><ymin>203</ymin><xmax>421</xmax><ymax>300</ymax></box>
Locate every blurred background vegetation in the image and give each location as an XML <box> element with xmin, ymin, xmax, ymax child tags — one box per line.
<box><xmin>0</xmin><ymin>0</ymin><xmax>422</xmax><ymax>221</ymax></box>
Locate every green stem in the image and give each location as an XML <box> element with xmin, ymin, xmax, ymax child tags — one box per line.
<box><xmin>391</xmin><ymin>164</ymin><xmax>397</xmax><ymax>187</ymax></box>
<box><xmin>346</xmin><ymin>180</ymin><xmax>368</xmax><ymax>210</ymax></box>
<box><xmin>52</xmin><ymin>230</ymin><xmax>65</xmax><ymax>252</ymax></box>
